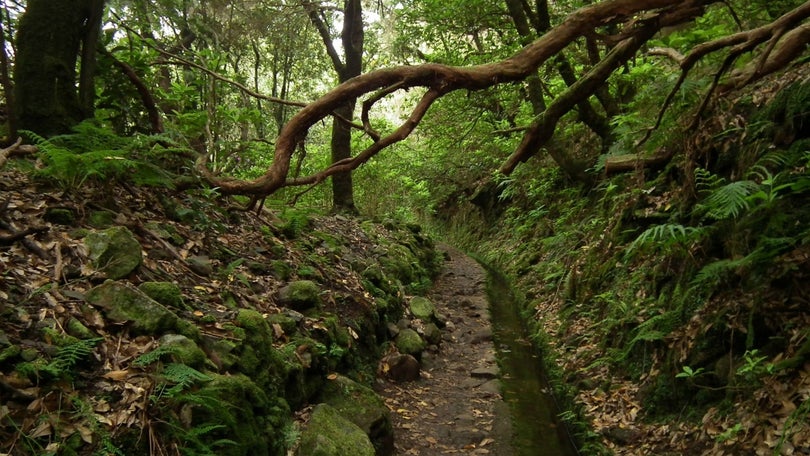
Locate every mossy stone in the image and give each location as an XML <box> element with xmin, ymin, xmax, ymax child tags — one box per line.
<box><xmin>138</xmin><ymin>281</ymin><xmax>185</xmax><ymax>309</ymax></box>
<box><xmin>320</xmin><ymin>374</ymin><xmax>393</xmax><ymax>455</ymax></box>
<box><xmin>409</xmin><ymin>296</ymin><xmax>436</xmax><ymax>322</ymax></box>
<box><xmin>88</xmin><ymin>210</ymin><xmax>115</xmax><ymax>228</ymax></box>
<box><xmin>395</xmin><ymin>329</ymin><xmax>426</xmax><ymax>357</ymax></box>
<box><xmin>44</xmin><ymin>207</ymin><xmax>75</xmax><ymax>225</ymax></box>
<box><xmin>296</xmin><ymin>404</ymin><xmax>375</xmax><ymax>456</ymax></box>
<box><xmin>267</xmin><ymin>312</ymin><xmax>298</xmax><ymax>336</ymax></box>
<box><xmin>158</xmin><ymin>334</ymin><xmax>208</xmax><ymax>368</ymax></box>
<box><xmin>278</xmin><ymin>280</ymin><xmax>322</xmax><ymax>311</ymax></box>
<box><xmin>66</xmin><ymin>317</ymin><xmax>96</xmax><ymax>339</ymax></box>
<box><xmin>209</xmin><ymin>338</ymin><xmax>239</xmax><ymax>370</ymax></box>
<box><xmin>195</xmin><ymin>373</ymin><xmax>291</xmax><ymax>456</ymax></box>
<box><xmin>422</xmin><ymin>322</ymin><xmax>442</xmax><ymax>346</ymax></box>
<box><xmin>85</xmin><ymin>281</ymin><xmax>178</xmax><ymax>335</ymax></box>
<box><xmin>84</xmin><ymin>226</ymin><xmax>142</xmax><ymax>279</ymax></box>
<box><xmin>0</xmin><ymin>345</ymin><xmax>21</xmax><ymax>364</ymax></box>
<box><xmin>270</xmin><ymin>260</ymin><xmax>292</xmax><ymax>280</ymax></box>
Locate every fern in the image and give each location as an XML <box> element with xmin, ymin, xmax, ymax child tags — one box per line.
<box><xmin>626</xmin><ymin>223</ymin><xmax>703</xmax><ymax>257</ymax></box>
<box><xmin>53</xmin><ymin>337</ymin><xmax>103</xmax><ymax>371</ymax></box>
<box><xmin>160</xmin><ymin>363</ymin><xmax>211</xmax><ymax>398</ymax></box>
<box><xmin>698</xmin><ymin>180</ymin><xmax>760</xmax><ymax>220</ymax></box>
<box><xmin>22</xmin><ymin>121</ymin><xmax>177</xmax><ymax>190</ymax></box>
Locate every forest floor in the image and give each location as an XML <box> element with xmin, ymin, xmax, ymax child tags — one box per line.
<box><xmin>377</xmin><ymin>245</ymin><xmax>514</xmax><ymax>455</ymax></box>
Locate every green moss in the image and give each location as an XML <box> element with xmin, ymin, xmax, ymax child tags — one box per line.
<box><xmin>88</xmin><ymin>210</ymin><xmax>115</xmax><ymax>229</ymax></box>
<box><xmin>138</xmin><ymin>281</ymin><xmax>185</xmax><ymax>309</ymax></box>
<box><xmin>66</xmin><ymin>317</ymin><xmax>96</xmax><ymax>339</ymax></box>
<box><xmin>319</xmin><ymin>374</ymin><xmax>393</xmax><ymax>455</ymax></box>
<box><xmin>409</xmin><ymin>296</ymin><xmax>436</xmax><ymax>322</ymax></box>
<box><xmin>194</xmin><ymin>373</ymin><xmax>292</xmax><ymax>456</ymax></box>
<box><xmin>278</xmin><ymin>280</ymin><xmax>322</xmax><ymax>311</ymax></box>
<box><xmin>395</xmin><ymin>329</ymin><xmax>426</xmax><ymax>357</ymax></box>
<box><xmin>296</xmin><ymin>404</ymin><xmax>375</xmax><ymax>456</ymax></box>
<box><xmin>158</xmin><ymin>334</ymin><xmax>208</xmax><ymax>369</ymax></box>
<box><xmin>84</xmin><ymin>227</ymin><xmax>143</xmax><ymax>279</ymax></box>
<box><xmin>267</xmin><ymin>312</ymin><xmax>298</xmax><ymax>336</ymax></box>
<box><xmin>85</xmin><ymin>281</ymin><xmax>178</xmax><ymax>335</ymax></box>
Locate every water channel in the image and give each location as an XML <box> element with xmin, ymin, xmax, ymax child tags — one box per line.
<box><xmin>485</xmin><ymin>267</ymin><xmax>580</xmax><ymax>456</ymax></box>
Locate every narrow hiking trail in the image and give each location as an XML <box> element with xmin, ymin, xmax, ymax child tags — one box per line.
<box><xmin>377</xmin><ymin>245</ymin><xmax>514</xmax><ymax>455</ymax></box>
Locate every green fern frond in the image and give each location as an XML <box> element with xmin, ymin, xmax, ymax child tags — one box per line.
<box><xmin>694</xmin><ymin>167</ymin><xmax>724</xmax><ymax>194</ymax></box>
<box><xmin>162</xmin><ymin>363</ymin><xmax>211</xmax><ymax>397</ymax></box>
<box><xmin>699</xmin><ymin>180</ymin><xmax>760</xmax><ymax>220</ymax></box>
<box><xmin>133</xmin><ymin>345</ymin><xmax>176</xmax><ymax>367</ymax></box>
<box><xmin>627</xmin><ymin>223</ymin><xmax>703</xmax><ymax>257</ymax></box>
<box><xmin>53</xmin><ymin>337</ymin><xmax>103</xmax><ymax>371</ymax></box>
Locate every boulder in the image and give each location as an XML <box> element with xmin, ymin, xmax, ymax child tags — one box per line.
<box><xmin>380</xmin><ymin>353</ymin><xmax>420</xmax><ymax>382</ymax></box>
<box><xmin>320</xmin><ymin>374</ymin><xmax>393</xmax><ymax>455</ymax></box>
<box><xmin>138</xmin><ymin>281</ymin><xmax>185</xmax><ymax>309</ymax></box>
<box><xmin>84</xmin><ymin>226</ymin><xmax>142</xmax><ymax>279</ymax></box>
<box><xmin>409</xmin><ymin>296</ymin><xmax>436</xmax><ymax>322</ymax></box>
<box><xmin>85</xmin><ymin>281</ymin><xmax>178</xmax><ymax>335</ymax></box>
<box><xmin>395</xmin><ymin>328</ymin><xmax>427</xmax><ymax>358</ymax></box>
<box><xmin>296</xmin><ymin>404</ymin><xmax>375</xmax><ymax>456</ymax></box>
<box><xmin>278</xmin><ymin>280</ymin><xmax>322</xmax><ymax>311</ymax></box>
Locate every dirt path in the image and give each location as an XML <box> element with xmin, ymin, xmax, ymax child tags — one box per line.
<box><xmin>377</xmin><ymin>245</ymin><xmax>514</xmax><ymax>455</ymax></box>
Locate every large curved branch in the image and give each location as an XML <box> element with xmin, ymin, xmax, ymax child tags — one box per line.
<box><xmin>500</xmin><ymin>21</ymin><xmax>659</xmax><ymax>178</ymax></box>
<box><xmin>201</xmin><ymin>0</ymin><xmax>715</xmax><ymax>197</ymax></box>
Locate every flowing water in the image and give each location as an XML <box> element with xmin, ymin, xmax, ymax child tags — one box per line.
<box><xmin>485</xmin><ymin>269</ymin><xmax>580</xmax><ymax>456</ymax></box>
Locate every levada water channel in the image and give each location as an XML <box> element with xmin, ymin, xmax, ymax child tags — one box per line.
<box><xmin>485</xmin><ymin>267</ymin><xmax>580</xmax><ymax>456</ymax></box>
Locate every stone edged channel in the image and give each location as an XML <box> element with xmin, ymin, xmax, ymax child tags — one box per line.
<box><xmin>485</xmin><ymin>267</ymin><xmax>580</xmax><ymax>456</ymax></box>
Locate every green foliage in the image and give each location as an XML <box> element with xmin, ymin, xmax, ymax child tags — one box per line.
<box><xmin>24</xmin><ymin>122</ymin><xmax>178</xmax><ymax>191</ymax></box>
<box><xmin>15</xmin><ymin>337</ymin><xmax>102</xmax><ymax>383</ymax></box>
<box><xmin>626</xmin><ymin>223</ymin><xmax>703</xmax><ymax>257</ymax></box>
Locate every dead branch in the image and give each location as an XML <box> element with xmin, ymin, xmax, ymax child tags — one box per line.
<box><xmin>0</xmin><ymin>136</ymin><xmax>22</xmax><ymax>169</ymax></box>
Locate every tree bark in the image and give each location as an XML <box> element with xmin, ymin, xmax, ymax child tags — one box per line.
<box><xmin>303</xmin><ymin>0</ymin><xmax>363</xmax><ymax>214</ymax></box>
<box><xmin>14</xmin><ymin>0</ymin><xmax>105</xmax><ymax>136</ymax></box>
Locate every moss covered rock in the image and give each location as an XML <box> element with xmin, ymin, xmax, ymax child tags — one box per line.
<box><xmin>84</xmin><ymin>226</ymin><xmax>142</xmax><ymax>279</ymax></box>
<box><xmin>138</xmin><ymin>281</ymin><xmax>185</xmax><ymax>309</ymax></box>
<box><xmin>395</xmin><ymin>328</ymin><xmax>427</xmax><ymax>358</ymax></box>
<box><xmin>278</xmin><ymin>280</ymin><xmax>322</xmax><ymax>311</ymax></box>
<box><xmin>195</xmin><ymin>373</ymin><xmax>292</xmax><ymax>456</ymax></box>
<box><xmin>157</xmin><ymin>334</ymin><xmax>208</xmax><ymax>368</ymax></box>
<box><xmin>85</xmin><ymin>281</ymin><xmax>178</xmax><ymax>335</ymax></box>
<box><xmin>296</xmin><ymin>403</ymin><xmax>375</xmax><ymax>456</ymax></box>
<box><xmin>320</xmin><ymin>374</ymin><xmax>393</xmax><ymax>455</ymax></box>
<box><xmin>409</xmin><ymin>296</ymin><xmax>436</xmax><ymax>322</ymax></box>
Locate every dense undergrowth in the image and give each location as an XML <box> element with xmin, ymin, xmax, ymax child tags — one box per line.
<box><xmin>434</xmin><ymin>74</ymin><xmax>810</xmax><ymax>454</ymax></box>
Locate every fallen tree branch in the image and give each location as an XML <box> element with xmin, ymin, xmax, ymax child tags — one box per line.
<box><xmin>0</xmin><ymin>137</ymin><xmax>23</xmax><ymax>169</ymax></box>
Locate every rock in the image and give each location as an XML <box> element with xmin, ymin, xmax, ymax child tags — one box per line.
<box><xmin>44</xmin><ymin>207</ymin><xmax>75</xmax><ymax>225</ymax></box>
<box><xmin>395</xmin><ymin>329</ymin><xmax>427</xmax><ymax>358</ymax></box>
<box><xmin>386</xmin><ymin>322</ymin><xmax>400</xmax><ymax>338</ymax></box>
<box><xmin>66</xmin><ymin>317</ymin><xmax>96</xmax><ymax>339</ymax></box>
<box><xmin>320</xmin><ymin>374</ymin><xmax>393</xmax><ymax>455</ymax></box>
<box><xmin>196</xmin><ymin>373</ymin><xmax>291</xmax><ymax>456</ymax></box>
<box><xmin>266</xmin><ymin>312</ymin><xmax>298</xmax><ymax>335</ymax></box>
<box><xmin>186</xmin><ymin>255</ymin><xmax>213</xmax><ymax>276</ymax></box>
<box><xmin>278</xmin><ymin>280</ymin><xmax>322</xmax><ymax>311</ymax></box>
<box><xmin>157</xmin><ymin>334</ymin><xmax>208</xmax><ymax>368</ymax></box>
<box><xmin>478</xmin><ymin>379</ymin><xmax>501</xmax><ymax>396</ymax></box>
<box><xmin>207</xmin><ymin>338</ymin><xmax>239</xmax><ymax>371</ymax></box>
<box><xmin>420</xmin><ymin>322</ymin><xmax>442</xmax><ymax>346</ymax></box>
<box><xmin>381</xmin><ymin>353</ymin><xmax>420</xmax><ymax>382</ymax></box>
<box><xmin>85</xmin><ymin>281</ymin><xmax>178</xmax><ymax>335</ymax></box>
<box><xmin>88</xmin><ymin>210</ymin><xmax>115</xmax><ymax>228</ymax></box>
<box><xmin>409</xmin><ymin>296</ymin><xmax>436</xmax><ymax>321</ymax></box>
<box><xmin>471</xmin><ymin>366</ymin><xmax>499</xmax><ymax>379</ymax></box>
<box><xmin>84</xmin><ymin>226</ymin><xmax>142</xmax><ymax>279</ymax></box>
<box><xmin>296</xmin><ymin>404</ymin><xmax>375</xmax><ymax>456</ymax></box>
<box><xmin>138</xmin><ymin>281</ymin><xmax>185</xmax><ymax>309</ymax></box>
<box><xmin>470</xmin><ymin>328</ymin><xmax>492</xmax><ymax>344</ymax></box>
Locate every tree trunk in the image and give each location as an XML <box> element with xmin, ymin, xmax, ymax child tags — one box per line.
<box><xmin>14</xmin><ymin>0</ymin><xmax>104</xmax><ymax>136</ymax></box>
